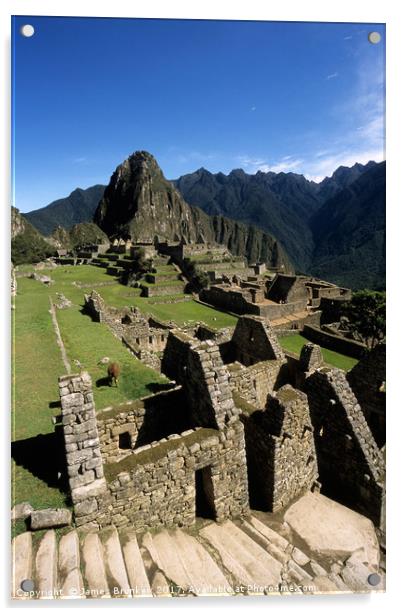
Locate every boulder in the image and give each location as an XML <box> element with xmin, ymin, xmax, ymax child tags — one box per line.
<box><xmin>11</xmin><ymin>502</ymin><xmax>33</xmax><ymax>521</ymax></box>
<box><xmin>30</xmin><ymin>508</ymin><xmax>72</xmax><ymax>530</ymax></box>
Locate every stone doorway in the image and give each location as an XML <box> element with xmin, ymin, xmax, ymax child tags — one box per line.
<box><xmin>195</xmin><ymin>466</ymin><xmax>216</xmax><ymax>520</ymax></box>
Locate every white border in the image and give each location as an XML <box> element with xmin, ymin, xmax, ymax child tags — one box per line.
<box><xmin>1</xmin><ymin>1</ymin><xmax>401</xmax><ymax>614</ymax></box>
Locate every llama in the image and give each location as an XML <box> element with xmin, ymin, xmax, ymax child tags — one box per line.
<box><xmin>107</xmin><ymin>362</ymin><xmax>121</xmax><ymax>387</ymax></box>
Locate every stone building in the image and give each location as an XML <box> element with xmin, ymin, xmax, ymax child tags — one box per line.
<box><xmin>55</xmin><ymin>308</ymin><xmax>385</xmax><ymax>535</ymax></box>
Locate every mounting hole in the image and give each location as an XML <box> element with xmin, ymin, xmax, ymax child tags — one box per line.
<box><xmin>20</xmin><ymin>24</ymin><xmax>35</xmax><ymax>38</ymax></box>
<box><xmin>367</xmin><ymin>572</ymin><xmax>381</xmax><ymax>586</ymax></box>
<box><xmin>20</xmin><ymin>578</ymin><xmax>34</xmax><ymax>592</ymax></box>
<box><xmin>368</xmin><ymin>32</ymin><xmax>381</xmax><ymax>44</ymax></box>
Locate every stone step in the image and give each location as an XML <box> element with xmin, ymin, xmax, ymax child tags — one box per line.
<box><xmin>142</xmin><ymin>528</ymin><xmax>232</xmax><ymax>596</ymax></box>
<box><xmin>35</xmin><ymin>530</ymin><xmax>58</xmax><ymax>600</ymax></box>
<box><xmin>140</xmin><ymin>544</ymin><xmax>171</xmax><ymax>597</ymax></box>
<box><xmin>171</xmin><ymin>528</ymin><xmax>233</xmax><ymax>596</ymax></box>
<box><xmin>99</xmin><ymin>527</ymin><xmax>132</xmax><ymax>597</ymax></box>
<box><xmin>58</xmin><ymin>530</ymin><xmax>83</xmax><ymax>599</ymax></box>
<box><xmin>249</xmin><ymin>515</ymin><xmax>290</xmax><ymax>552</ymax></box>
<box><xmin>120</xmin><ymin>530</ymin><xmax>152</xmax><ymax>597</ymax></box>
<box><xmin>81</xmin><ymin>533</ymin><xmax>110</xmax><ymax>599</ymax></box>
<box><xmin>235</xmin><ymin>519</ymin><xmax>289</xmax><ymax>565</ymax></box>
<box><xmin>11</xmin><ymin>531</ymin><xmax>33</xmax><ymax>599</ymax></box>
<box><xmin>199</xmin><ymin>520</ymin><xmax>282</xmax><ymax>593</ymax></box>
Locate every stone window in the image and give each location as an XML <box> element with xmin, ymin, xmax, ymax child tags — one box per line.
<box><xmin>118</xmin><ymin>431</ymin><xmax>132</xmax><ymax>450</ymax></box>
<box><xmin>149</xmin><ymin>336</ymin><xmax>153</xmax><ymax>345</ymax></box>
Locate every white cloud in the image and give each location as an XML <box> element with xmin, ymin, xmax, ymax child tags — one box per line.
<box><xmin>269</xmin><ymin>158</ymin><xmax>304</xmax><ymax>173</ymax></box>
<box><xmin>250</xmin><ymin>105</ymin><xmax>256</xmax><ymax>112</ymax></box>
<box><xmin>344</xmin><ymin>35</ymin><xmax>353</xmax><ymax>40</ymax></box>
<box><xmin>237</xmin><ymin>155</ymin><xmax>303</xmax><ymax>174</ymax></box>
<box><xmin>73</xmin><ymin>156</ymin><xmax>87</xmax><ymax>164</ymax></box>
<box><xmin>326</xmin><ymin>72</ymin><xmax>339</xmax><ymax>80</ymax></box>
<box><xmin>303</xmin><ymin>148</ymin><xmax>384</xmax><ymax>182</ymax></box>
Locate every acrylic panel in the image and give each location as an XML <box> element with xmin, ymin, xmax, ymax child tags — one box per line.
<box><xmin>11</xmin><ymin>15</ymin><xmax>386</xmax><ymax>599</ymax></box>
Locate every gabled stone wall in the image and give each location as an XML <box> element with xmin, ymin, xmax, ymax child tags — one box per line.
<box><xmin>161</xmin><ymin>330</ymin><xmax>239</xmax><ymax>430</ymax></box>
<box><xmin>231</xmin><ymin>315</ymin><xmax>285</xmax><ymax>365</ymax></box>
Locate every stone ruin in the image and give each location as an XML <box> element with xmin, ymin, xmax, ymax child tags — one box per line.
<box><xmin>84</xmin><ymin>290</ymin><xmax>170</xmax><ymax>370</ymax></box>
<box><xmin>55</xmin><ymin>308</ymin><xmax>385</xmax><ymax>537</ymax></box>
<box><xmin>200</xmin><ymin>273</ymin><xmax>351</xmax><ymax>334</ymax></box>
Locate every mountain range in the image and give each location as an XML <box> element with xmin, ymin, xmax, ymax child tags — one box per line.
<box><xmin>21</xmin><ymin>155</ymin><xmax>385</xmax><ymax>289</ymax></box>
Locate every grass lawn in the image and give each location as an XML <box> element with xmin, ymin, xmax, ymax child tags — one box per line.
<box><xmin>279</xmin><ymin>333</ymin><xmax>358</xmax><ymax>371</ymax></box>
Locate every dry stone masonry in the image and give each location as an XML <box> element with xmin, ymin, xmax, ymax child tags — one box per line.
<box><xmin>58</xmin><ymin>372</ymin><xmax>110</xmax><ymax>528</ymax></box>
<box><xmin>54</xmin><ymin>295</ymin><xmax>385</xmax><ymax>551</ymax></box>
<box><xmin>242</xmin><ymin>385</ymin><xmax>318</xmax><ymax>512</ymax></box>
<box><xmin>304</xmin><ymin>368</ymin><xmax>385</xmax><ymax>528</ymax></box>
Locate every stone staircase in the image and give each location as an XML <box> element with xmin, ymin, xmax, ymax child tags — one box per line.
<box><xmin>12</xmin><ymin>510</ymin><xmax>383</xmax><ymax>600</ymax></box>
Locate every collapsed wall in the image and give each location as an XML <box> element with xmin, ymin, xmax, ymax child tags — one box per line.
<box><xmin>241</xmin><ymin>385</ymin><xmax>318</xmax><ymax>512</ymax></box>
<box><xmin>304</xmin><ymin>367</ymin><xmax>385</xmax><ymax>527</ymax></box>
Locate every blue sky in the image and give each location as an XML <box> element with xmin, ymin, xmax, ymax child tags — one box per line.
<box><xmin>12</xmin><ymin>16</ymin><xmax>385</xmax><ymax>213</ymax></box>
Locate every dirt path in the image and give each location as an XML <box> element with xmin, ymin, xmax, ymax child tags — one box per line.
<box><xmin>49</xmin><ymin>297</ymin><xmax>71</xmax><ymax>374</ymax></box>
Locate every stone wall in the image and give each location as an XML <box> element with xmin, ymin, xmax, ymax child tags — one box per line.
<box><xmin>231</xmin><ymin>315</ymin><xmax>285</xmax><ymax>366</ymax></box>
<box><xmin>347</xmin><ymin>343</ymin><xmax>386</xmax><ymax>447</ymax></box>
<box><xmin>227</xmin><ymin>360</ymin><xmax>284</xmax><ymax>408</ymax></box>
<box><xmin>200</xmin><ymin>285</ymin><xmax>260</xmax><ymax>316</ymax></box>
<box><xmin>104</xmin><ymin>422</ymin><xmax>249</xmax><ymax>532</ymax></box>
<box><xmin>141</xmin><ymin>282</ymin><xmax>185</xmax><ymax>297</ymax></box>
<box><xmin>299</xmin><ymin>343</ymin><xmax>324</xmax><ymax>374</ymax></box>
<box><xmin>241</xmin><ymin>385</ymin><xmax>318</xmax><ymax>512</ymax></box>
<box><xmin>304</xmin><ymin>368</ymin><xmax>385</xmax><ymax>527</ymax></box>
<box><xmin>303</xmin><ymin>324</ymin><xmax>367</xmax><ymax>359</ymax></box>
<box><xmin>267</xmin><ymin>275</ymin><xmax>309</xmax><ymax>304</ymax></box>
<box><xmin>161</xmin><ymin>330</ymin><xmax>239</xmax><ymax>430</ymax></box>
<box><xmin>96</xmin><ymin>387</ymin><xmax>190</xmax><ymax>464</ymax></box>
<box><xmin>58</xmin><ymin>372</ymin><xmax>111</xmax><ymax>529</ymax></box>
<box><xmin>58</xmin><ymin>368</ymin><xmax>249</xmax><ymax>533</ymax></box>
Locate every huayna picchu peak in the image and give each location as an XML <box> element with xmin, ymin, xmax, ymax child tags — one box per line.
<box><xmin>94</xmin><ymin>151</ymin><xmax>291</xmax><ymax>271</ymax></box>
